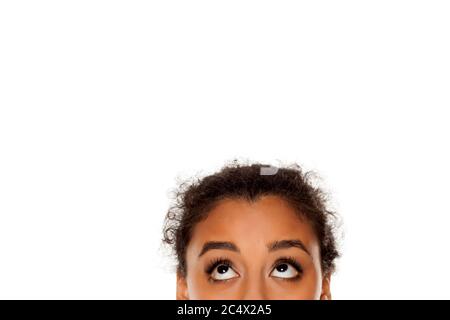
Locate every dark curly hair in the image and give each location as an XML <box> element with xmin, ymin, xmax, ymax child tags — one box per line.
<box><xmin>162</xmin><ymin>161</ymin><xmax>341</xmax><ymax>278</ymax></box>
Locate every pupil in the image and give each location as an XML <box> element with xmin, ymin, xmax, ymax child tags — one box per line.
<box><xmin>217</xmin><ymin>265</ymin><xmax>228</xmax><ymax>274</ymax></box>
<box><xmin>277</xmin><ymin>264</ymin><xmax>288</xmax><ymax>272</ymax></box>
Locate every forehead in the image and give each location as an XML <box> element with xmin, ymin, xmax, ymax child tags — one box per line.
<box><xmin>188</xmin><ymin>195</ymin><xmax>320</xmax><ymax>256</ymax></box>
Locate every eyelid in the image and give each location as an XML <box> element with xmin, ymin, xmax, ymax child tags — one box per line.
<box><xmin>204</xmin><ymin>257</ymin><xmax>234</xmax><ymax>274</ymax></box>
<box><xmin>271</xmin><ymin>256</ymin><xmax>303</xmax><ymax>273</ymax></box>
<box><xmin>205</xmin><ymin>257</ymin><xmax>240</xmax><ymax>283</ymax></box>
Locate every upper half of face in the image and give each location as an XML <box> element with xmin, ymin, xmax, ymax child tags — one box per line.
<box><xmin>181</xmin><ymin>195</ymin><xmax>328</xmax><ymax>300</ymax></box>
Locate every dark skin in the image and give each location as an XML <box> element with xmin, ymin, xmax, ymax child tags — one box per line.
<box><xmin>177</xmin><ymin>195</ymin><xmax>332</xmax><ymax>300</ymax></box>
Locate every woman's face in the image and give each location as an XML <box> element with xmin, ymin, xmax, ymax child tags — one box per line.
<box><xmin>177</xmin><ymin>195</ymin><xmax>331</xmax><ymax>300</ymax></box>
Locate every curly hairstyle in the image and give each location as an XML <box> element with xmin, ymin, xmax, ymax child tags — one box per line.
<box><xmin>162</xmin><ymin>161</ymin><xmax>341</xmax><ymax>278</ymax></box>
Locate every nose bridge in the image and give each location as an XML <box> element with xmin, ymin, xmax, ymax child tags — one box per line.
<box><xmin>241</xmin><ymin>269</ymin><xmax>267</xmax><ymax>300</ymax></box>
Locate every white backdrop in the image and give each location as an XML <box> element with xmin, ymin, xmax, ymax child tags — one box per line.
<box><xmin>1</xmin><ymin>1</ymin><xmax>449</xmax><ymax>299</ymax></box>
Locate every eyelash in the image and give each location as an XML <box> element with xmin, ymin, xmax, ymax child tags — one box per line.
<box><xmin>204</xmin><ymin>256</ymin><xmax>303</xmax><ymax>282</ymax></box>
<box><xmin>273</xmin><ymin>256</ymin><xmax>303</xmax><ymax>282</ymax></box>
<box><xmin>205</xmin><ymin>257</ymin><xmax>234</xmax><ymax>283</ymax></box>
<box><xmin>205</xmin><ymin>257</ymin><xmax>232</xmax><ymax>274</ymax></box>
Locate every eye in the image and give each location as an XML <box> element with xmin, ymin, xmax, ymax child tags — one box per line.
<box><xmin>210</xmin><ymin>263</ymin><xmax>239</xmax><ymax>281</ymax></box>
<box><xmin>270</xmin><ymin>259</ymin><xmax>302</xmax><ymax>279</ymax></box>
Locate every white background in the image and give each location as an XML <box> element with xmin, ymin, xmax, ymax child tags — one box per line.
<box><xmin>1</xmin><ymin>1</ymin><xmax>449</xmax><ymax>299</ymax></box>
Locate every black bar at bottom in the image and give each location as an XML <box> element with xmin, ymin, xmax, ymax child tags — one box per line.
<box><xmin>0</xmin><ymin>300</ymin><xmax>448</xmax><ymax>319</ymax></box>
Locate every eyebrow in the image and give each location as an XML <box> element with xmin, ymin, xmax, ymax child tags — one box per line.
<box><xmin>267</xmin><ymin>239</ymin><xmax>311</xmax><ymax>256</ymax></box>
<box><xmin>198</xmin><ymin>241</ymin><xmax>240</xmax><ymax>257</ymax></box>
<box><xmin>198</xmin><ymin>239</ymin><xmax>310</xmax><ymax>257</ymax></box>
